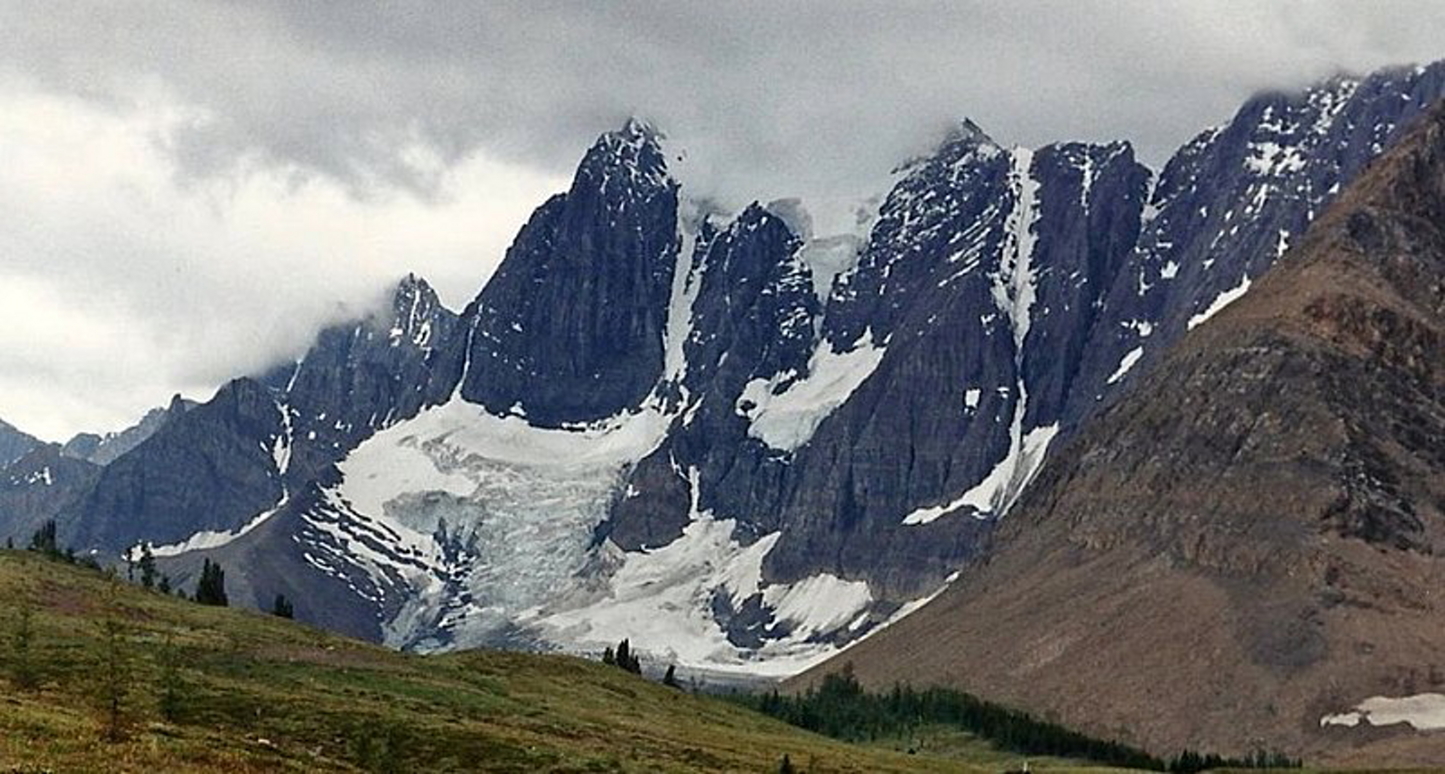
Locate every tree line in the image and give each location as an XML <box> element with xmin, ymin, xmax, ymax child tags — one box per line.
<box><xmin>734</xmin><ymin>666</ymin><xmax>1302</xmax><ymax>773</ymax></box>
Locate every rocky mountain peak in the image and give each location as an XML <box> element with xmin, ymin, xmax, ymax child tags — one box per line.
<box><xmin>577</xmin><ymin>116</ymin><xmax>672</xmax><ymax>195</ymax></box>
<box><xmin>942</xmin><ymin>116</ymin><xmax>997</xmax><ymax>151</ymax></box>
<box><xmin>458</xmin><ymin>114</ymin><xmax>681</xmax><ymax>425</ymax></box>
<box><xmin>385</xmin><ymin>273</ymin><xmax>447</xmax><ymax>351</ymax></box>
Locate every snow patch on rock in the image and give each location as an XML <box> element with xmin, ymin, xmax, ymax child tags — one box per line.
<box><xmin>1188</xmin><ymin>273</ymin><xmax>1253</xmax><ymax>330</ymax></box>
<box><xmin>1321</xmin><ymin>694</ymin><xmax>1445</xmax><ymax>731</ymax></box>
<box><xmin>1107</xmin><ymin>347</ymin><xmax>1144</xmax><ymax>385</ymax></box>
<box><xmin>736</xmin><ymin>331</ymin><xmax>886</xmax><ymax>452</ymax></box>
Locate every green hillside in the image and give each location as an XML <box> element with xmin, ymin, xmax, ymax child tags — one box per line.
<box><xmin>0</xmin><ymin>549</ymin><xmax>1134</xmax><ymax>773</ymax></box>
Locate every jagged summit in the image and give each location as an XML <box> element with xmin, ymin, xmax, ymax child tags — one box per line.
<box><xmin>616</xmin><ymin>115</ymin><xmax>664</xmax><ymax>143</ymax></box>
<box><xmin>943</xmin><ymin>116</ymin><xmax>997</xmax><ymax>148</ymax></box>
<box><xmin>389</xmin><ymin>272</ymin><xmax>441</xmax><ymax>306</ymax></box>
<box><xmin>890</xmin><ymin>117</ymin><xmax>1002</xmax><ymax>176</ymax></box>
<box><xmin>459</xmin><ymin>113</ymin><xmax>681</xmax><ymax>425</ymax></box>
<box><xmin>578</xmin><ymin>116</ymin><xmax>672</xmax><ymax>192</ymax></box>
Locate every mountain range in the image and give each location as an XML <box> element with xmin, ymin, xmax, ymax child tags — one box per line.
<box><xmin>2</xmin><ymin>59</ymin><xmax>1443</xmax><ymax>739</ymax></box>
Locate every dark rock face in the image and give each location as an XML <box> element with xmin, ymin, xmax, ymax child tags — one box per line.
<box><xmin>752</xmin><ymin>135</ymin><xmax>1149</xmax><ymax>597</ymax></box>
<box><xmin>1072</xmin><ymin>64</ymin><xmax>1445</xmax><ymax>429</ymax></box>
<box><xmin>693</xmin><ymin>63</ymin><xmax>1445</xmax><ymax>601</ymax></box>
<box><xmin>0</xmin><ymin>418</ymin><xmax>39</xmax><ymax>470</ymax></box>
<box><xmin>604</xmin><ymin>206</ymin><xmax>818</xmax><ymax>550</ymax></box>
<box><xmin>459</xmin><ymin>119</ymin><xmax>680</xmax><ymax>426</ymax></box>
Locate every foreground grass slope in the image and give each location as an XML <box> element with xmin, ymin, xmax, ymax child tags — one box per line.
<box><xmin>0</xmin><ymin>550</ymin><xmax>1131</xmax><ymax>773</ymax></box>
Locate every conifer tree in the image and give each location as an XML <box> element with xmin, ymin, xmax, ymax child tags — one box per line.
<box><xmin>158</xmin><ymin>574</ymin><xmax>171</xmax><ymax>595</ymax></box>
<box><xmin>28</xmin><ymin>520</ymin><xmax>58</xmax><ymax>556</ymax></box>
<box><xmin>138</xmin><ymin>544</ymin><xmax>157</xmax><ymax>590</ymax></box>
<box><xmin>615</xmin><ymin>638</ymin><xmax>631</xmax><ymax>671</ymax></box>
<box><xmin>663</xmin><ymin>664</ymin><xmax>680</xmax><ymax>688</ymax></box>
<box><xmin>602</xmin><ymin>646</ymin><xmax>615</xmax><ymax>666</ymax></box>
<box><xmin>271</xmin><ymin>593</ymin><xmax>294</xmax><ymax>619</ymax></box>
<box><xmin>97</xmin><ymin>583</ymin><xmax>129</xmax><ymax>742</ymax></box>
<box><xmin>194</xmin><ymin>559</ymin><xmax>228</xmax><ymax>606</ymax></box>
<box><xmin>8</xmin><ymin>596</ymin><xmax>37</xmax><ymax>691</ymax></box>
<box><xmin>612</xmin><ymin>638</ymin><xmax>642</xmax><ymax>674</ymax></box>
<box><xmin>158</xmin><ymin>634</ymin><xmax>184</xmax><ymax>722</ymax></box>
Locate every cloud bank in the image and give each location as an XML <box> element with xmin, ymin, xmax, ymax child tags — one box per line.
<box><xmin>2</xmin><ymin>0</ymin><xmax>1444</xmax><ymax>438</ymax></box>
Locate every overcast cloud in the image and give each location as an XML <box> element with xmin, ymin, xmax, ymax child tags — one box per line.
<box><xmin>2</xmin><ymin>0</ymin><xmax>1444</xmax><ymax>440</ymax></box>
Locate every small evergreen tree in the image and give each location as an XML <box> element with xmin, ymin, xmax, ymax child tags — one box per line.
<box><xmin>5</xmin><ymin>536</ymin><xmax>12</xmax><ymax>550</ymax></box>
<box><xmin>271</xmin><ymin>593</ymin><xmax>294</xmax><ymax>619</ymax></box>
<box><xmin>778</xmin><ymin>753</ymin><xmax>796</xmax><ymax>774</ymax></box>
<box><xmin>602</xmin><ymin>646</ymin><xmax>615</xmax><ymax>666</ymax></box>
<box><xmin>8</xmin><ymin>596</ymin><xmax>37</xmax><ymax>690</ymax></box>
<box><xmin>28</xmin><ymin>520</ymin><xmax>58</xmax><ymax>556</ymax></box>
<box><xmin>158</xmin><ymin>574</ymin><xmax>171</xmax><ymax>595</ymax></box>
<box><xmin>350</xmin><ymin>717</ymin><xmax>405</xmax><ymax>773</ymax></box>
<box><xmin>612</xmin><ymin>638</ymin><xmax>642</xmax><ymax>674</ymax></box>
<box><xmin>194</xmin><ymin>559</ymin><xmax>228</xmax><ymax>606</ymax></box>
<box><xmin>157</xmin><ymin>634</ymin><xmax>184</xmax><ymax>722</ymax></box>
<box><xmin>97</xmin><ymin>585</ymin><xmax>129</xmax><ymax>742</ymax></box>
<box><xmin>138</xmin><ymin>544</ymin><xmax>157</xmax><ymax>590</ymax></box>
<box><xmin>663</xmin><ymin>664</ymin><xmax>680</xmax><ymax>689</ymax></box>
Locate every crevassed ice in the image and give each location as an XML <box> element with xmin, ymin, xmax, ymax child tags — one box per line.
<box><xmin>328</xmin><ymin>398</ymin><xmax>877</xmax><ymax>675</ymax></box>
<box><xmin>332</xmin><ymin>396</ymin><xmax>672</xmax><ymax>649</ymax></box>
<box><xmin>524</xmin><ymin>467</ymin><xmax>873</xmax><ymax>676</ymax></box>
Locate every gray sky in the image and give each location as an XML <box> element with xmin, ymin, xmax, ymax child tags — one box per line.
<box><xmin>2</xmin><ymin>1</ymin><xmax>1443</xmax><ymax>440</ymax></box>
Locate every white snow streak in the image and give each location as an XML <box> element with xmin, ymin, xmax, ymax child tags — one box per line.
<box><xmin>150</xmin><ymin>499</ymin><xmax>287</xmax><ymax>558</ymax></box>
<box><xmin>1187</xmin><ymin>273</ymin><xmax>1253</xmax><ymax>330</ymax></box>
<box><xmin>903</xmin><ymin>423</ymin><xmax>1059</xmax><ymax>525</ymax></box>
<box><xmin>1106</xmin><ymin>347</ymin><xmax>1144</xmax><ymax>385</ymax></box>
<box><xmin>661</xmin><ymin>209</ymin><xmax>701</xmax><ymax>388</ymax></box>
<box><xmin>905</xmin><ymin>147</ymin><xmax>1053</xmax><ymax>526</ymax></box>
